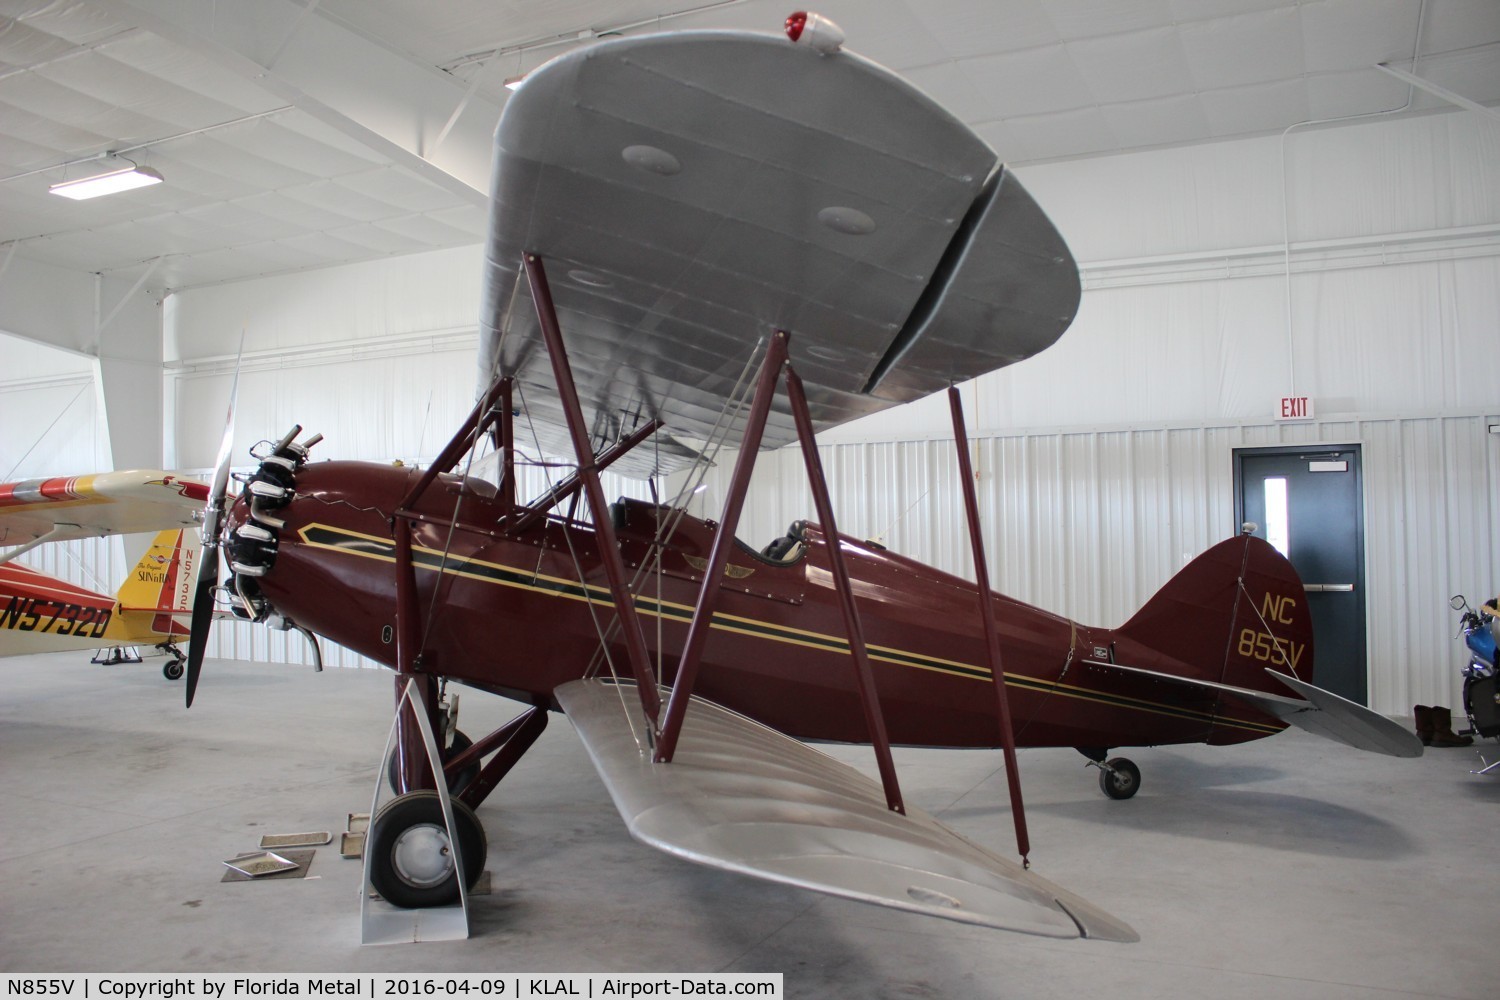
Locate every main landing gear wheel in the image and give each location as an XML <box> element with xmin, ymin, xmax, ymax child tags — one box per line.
<box><xmin>367</xmin><ymin>790</ymin><xmax>487</xmax><ymax>909</ymax></box>
<box><xmin>385</xmin><ymin>731</ymin><xmax>480</xmax><ymax>797</ymax></box>
<box><xmin>162</xmin><ymin>659</ymin><xmax>185</xmax><ymax>681</ymax></box>
<box><xmin>1098</xmin><ymin>757</ymin><xmax>1141</xmax><ymax>800</ymax></box>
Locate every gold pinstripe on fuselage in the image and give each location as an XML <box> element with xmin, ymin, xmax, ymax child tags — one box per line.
<box><xmin>296</xmin><ymin>522</ymin><xmax>1282</xmax><ymax>737</ymax></box>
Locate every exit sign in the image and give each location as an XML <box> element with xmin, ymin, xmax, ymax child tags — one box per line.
<box><xmin>1277</xmin><ymin>396</ymin><xmax>1314</xmax><ymax>420</ymax></box>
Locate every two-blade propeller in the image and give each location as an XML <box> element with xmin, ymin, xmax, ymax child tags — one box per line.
<box><xmin>184</xmin><ymin>361</ymin><xmax>240</xmax><ymax>708</ymax></box>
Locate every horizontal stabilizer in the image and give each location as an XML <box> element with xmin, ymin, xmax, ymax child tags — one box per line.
<box><xmin>1087</xmin><ymin>659</ymin><xmax>1422</xmax><ymax>758</ymax></box>
<box><xmin>1265</xmin><ymin>669</ymin><xmax>1423</xmax><ymax>758</ymax></box>
<box><xmin>556</xmin><ymin>678</ymin><xmax>1136</xmax><ymax>942</ymax></box>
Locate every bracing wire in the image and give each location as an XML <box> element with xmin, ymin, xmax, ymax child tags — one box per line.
<box><xmin>414</xmin><ymin>390</ymin><xmax>501</xmax><ymax>659</ymax></box>
<box><xmin>1237</xmin><ymin>576</ymin><xmax>1304</xmax><ymax>679</ymax></box>
<box><xmin>577</xmin><ymin>338</ymin><xmax>767</xmax><ymax>685</ymax></box>
<box><xmin>513</xmin><ymin>379</ymin><xmax>647</xmax><ymax>748</ymax></box>
<box><xmin>870</xmin><ymin>486</ymin><xmax>932</xmax><ymax>548</ymax></box>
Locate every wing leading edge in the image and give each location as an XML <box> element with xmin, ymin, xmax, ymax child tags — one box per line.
<box><xmin>480</xmin><ymin>30</ymin><xmax>1080</xmax><ymax>477</ymax></box>
<box><xmin>556</xmin><ymin>678</ymin><xmax>1136</xmax><ymax>941</ymax></box>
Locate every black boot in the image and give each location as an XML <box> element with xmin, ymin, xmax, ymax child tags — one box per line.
<box><xmin>1413</xmin><ymin>705</ymin><xmax>1433</xmax><ymax>746</ymax></box>
<box><xmin>1429</xmin><ymin>706</ymin><xmax>1473</xmax><ymax>747</ymax></box>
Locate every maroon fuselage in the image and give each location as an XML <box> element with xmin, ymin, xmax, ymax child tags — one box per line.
<box><xmin>233</xmin><ymin>461</ymin><xmax>1286</xmax><ymax>751</ymax></box>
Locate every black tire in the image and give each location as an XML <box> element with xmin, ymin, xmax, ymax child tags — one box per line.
<box><xmin>1099</xmin><ymin>757</ymin><xmax>1141</xmax><ymax>800</ymax></box>
<box><xmin>163</xmin><ymin>659</ymin><xmax>185</xmax><ymax>681</ymax></box>
<box><xmin>386</xmin><ymin>730</ymin><xmax>479</xmax><ymax>796</ymax></box>
<box><xmin>367</xmin><ymin>790</ymin><xmax>487</xmax><ymax>908</ymax></box>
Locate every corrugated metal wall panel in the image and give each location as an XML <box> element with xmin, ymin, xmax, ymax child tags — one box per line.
<box><xmin>1398</xmin><ymin>419</ymin><xmax>1449</xmax><ymax>705</ymax></box>
<box><xmin>24</xmin><ymin>536</ymin><xmax>125</xmax><ymax>599</ymax></box>
<box><xmin>1360</xmin><ymin>419</ymin><xmax>1410</xmax><ymax>709</ymax></box>
<box><xmin>738</xmin><ymin>411</ymin><xmax>1496</xmax><ymax>717</ymax></box>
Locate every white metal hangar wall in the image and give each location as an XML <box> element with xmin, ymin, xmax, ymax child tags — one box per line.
<box><xmin>155</xmin><ymin>104</ymin><xmax>1500</xmax><ymax>716</ymax></box>
<box><xmin>6</xmin><ymin>102</ymin><xmax>1496</xmax><ymax>717</ymax></box>
<box><xmin>718</xmin><ymin>110</ymin><xmax>1500</xmax><ymax>717</ymax></box>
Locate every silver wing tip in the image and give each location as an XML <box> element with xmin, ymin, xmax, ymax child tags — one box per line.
<box><xmin>1053</xmin><ymin>895</ymin><xmax>1141</xmax><ymax>944</ymax></box>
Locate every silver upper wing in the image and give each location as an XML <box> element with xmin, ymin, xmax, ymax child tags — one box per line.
<box><xmin>480</xmin><ymin>30</ymin><xmax>1079</xmax><ymax>477</ymax></box>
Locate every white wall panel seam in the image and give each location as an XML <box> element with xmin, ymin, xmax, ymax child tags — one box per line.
<box><xmin>1081</xmin><ymin>228</ymin><xmax>1500</xmax><ymax>290</ymax></box>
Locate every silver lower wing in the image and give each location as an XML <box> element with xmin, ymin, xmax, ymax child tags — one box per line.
<box><xmin>555</xmin><ymin>679</ymin><xmax>1136</xmax><ymax>942</ymax></box>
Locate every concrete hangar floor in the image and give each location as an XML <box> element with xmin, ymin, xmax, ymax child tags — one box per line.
<box><xmin>0</xmin><ymin>652</ymin><xmax>1494</xmax><ymax>998</ymax></box>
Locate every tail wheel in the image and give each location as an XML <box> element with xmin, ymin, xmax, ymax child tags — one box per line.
<box><xmin>1098</xmin><ymin>757</ymin><xmax>1141</xmax><ymax>800</ymax></box>
<box><xmin>368</xmin><ymin>790</ymin><xmax>487</xmax><ymax>908</ymax></box>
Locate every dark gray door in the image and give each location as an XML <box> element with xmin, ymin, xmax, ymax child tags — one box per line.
<box><xmin>1235</xmin><ymin>446</ymin><xmax>1366</xmax><ymax>704</ymax></box>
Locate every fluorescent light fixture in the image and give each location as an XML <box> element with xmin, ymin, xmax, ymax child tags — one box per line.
<box><xmin>50</xmin><ymin>163</ymin><xmax>164</xmax><ymax>200</ymax></box>
<box><xmin>503</xmin><ymin>74</ymin><xmax>526</xmax><ymax>91</ymax></box>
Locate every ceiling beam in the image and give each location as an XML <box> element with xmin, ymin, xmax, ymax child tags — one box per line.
<box><xmin>92</xmin><ymin>0</ymin><xmax>498</xmax><ymax>206</ymax></box>
<box><xmin>1376</xmin><ymin>63</ymin><xmax>1500</xmax><ymax>124</ymax></box>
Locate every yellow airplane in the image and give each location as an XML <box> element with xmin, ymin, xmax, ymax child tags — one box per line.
<box><xmin>0</xmin><ymin>471</ymin><xmax>207</xmax><ymax>677</ymax></box>
<box><xmin>0</xmin><ymin>529</ymin><xmax>196</xmax><ymax>676</ymax></box>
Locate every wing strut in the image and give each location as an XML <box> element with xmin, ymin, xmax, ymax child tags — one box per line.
<box><xmin>652</xmin><ymin>330</ymin><xmax>789</xmax><ymax>763</ymax></box>
<box><xmin>948</xmin><ymin>386</ymin><xmax>1030</xmax><ymax>863</ymax></box>
<box><xmin>498</xmin><ymin>377</ymin><xmax>516</xmax><ymax>513</ymax></box>
<box><xmin>654</xmin><ymin>329</ymin><xmax>906</xmax><ymax>816</ymax></box>
<box><xmin>400</xmin><ymin>377</ymin><xmax>509</xmax><ymax>508</ymax></box>
<box><xmin>785</xmin><ymin>366</ymin><xmax>904</xmax><ymax>814</ymax></box>
<box><xmin>523</xmin><ymin>253</ymin><xmax>663</xmax><ymax>731</ymax></box>
<box><xmin>507</xmin><ymin>419</ymin><xmax>663</xmax><ymax>536</ymax></box>
<box><xmin>0</xmin><ymin>525</ymin><xmax>69</xmax><ymax>566</ymax></box>
<box><xmin>388</xmin><ymin>376</ymin><xmax>511</xmax><ymax>790</ymax></box>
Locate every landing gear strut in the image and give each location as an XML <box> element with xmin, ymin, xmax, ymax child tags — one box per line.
<box><xmin>369</xmin><ymin>686</ymin><xmax>549</xmax><ymax>912</ymax></box>
<box><xmin>1078</xmin><ymin>748</ymin><xmax>1141</xmax><ymax>800</ymax></box>
<box><xmin>386</xmin><ymin>730</ymin><xmax>480</xmax><ymax>797</ymax></box>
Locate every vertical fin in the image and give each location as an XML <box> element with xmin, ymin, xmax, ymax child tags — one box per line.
<box><xmin>114</xmin><ymin>530</ymin><xmax>195</xmax><ymax>635</ymax></box>
<box><xmin>1117</xmin><ymin>534</ymin><xmax>1313</xmax><ymax>694</ymax></box>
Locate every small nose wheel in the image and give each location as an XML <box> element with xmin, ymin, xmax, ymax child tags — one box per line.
<box><xmin>1093</xmin><ymin>757</ymin><xmax>1141</xmax><ymax>800</ymax></box>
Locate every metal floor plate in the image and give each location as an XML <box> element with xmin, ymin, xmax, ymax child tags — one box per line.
<box><xmin>220</xmin><ymin>849</ymin><xmax>315</xmax><ymax>883</ymax></box>
<box><xmin>556</xmin><ymin>679</ymin><xmax>1136</xmax><ymax>941</ymax></box>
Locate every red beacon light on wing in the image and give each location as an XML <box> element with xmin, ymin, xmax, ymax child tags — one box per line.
<box><xmin>785</xmin><ymin>11</ymin><xmax>844</xmax><ymax>54</ymax></box>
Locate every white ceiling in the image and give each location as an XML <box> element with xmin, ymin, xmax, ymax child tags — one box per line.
<box><xmin>1</xmin><ymin>0</ymin><xmax>1496</xmax><ymax>295</ymax></box>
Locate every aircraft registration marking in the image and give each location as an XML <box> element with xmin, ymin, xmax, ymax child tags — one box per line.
<box><xmin>298</xmin><ymin>523</ymin><xmax>1283</xmax><ymax>736</ymax></box>
<box><xmin>1237</xmin><ymin>627</ymin><xmax>1305</xmax><ymax>672</ymax></box>
<box><xmin>0</xmin><ymin>596</ymin><xmax>112</xmax><ymax>637</ymax></box>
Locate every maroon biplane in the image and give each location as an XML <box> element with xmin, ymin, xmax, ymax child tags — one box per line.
<box><xmin>183</xmin><ymin>20</ymin><xmax>1419</xmax><ymax>942</ymax></box>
